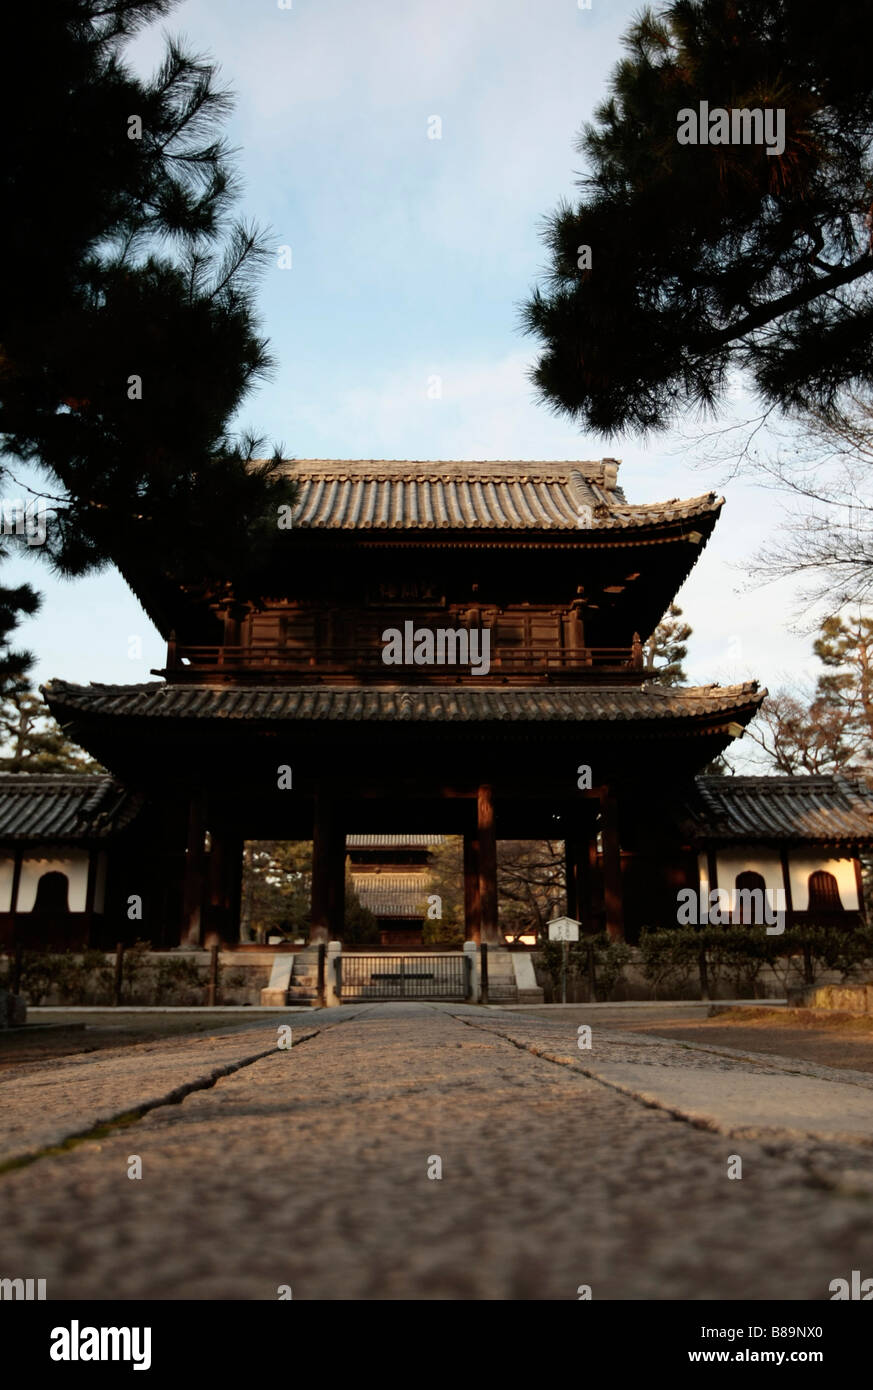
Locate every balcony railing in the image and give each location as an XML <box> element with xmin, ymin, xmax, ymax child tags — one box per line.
<box><xmin>162</xmin><ymin>639</ymin><xmax>645</xmax><ymax>685</ymax></box>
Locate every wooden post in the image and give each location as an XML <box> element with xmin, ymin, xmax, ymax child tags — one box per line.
<box><xmin>83</xmin><ymin>851</ymin><xmax>98</xmax><ymax>948</ymax></box>
<box><xmin>477</xmin><ymin>784</ymin><xmax>500</xmax><ymax>945</ymax></box>
<box><xmin>706</xmin><ymin>848</ymin><xmax>719</xmax><ymax>902</ymax></box>
<box><xmin>207</xmin><ymin>942</ymin><xmax>220</xmax><ymax>1006</ymax></box>
<box><xmin>853</xmin><ymin>852</ymin><xmax>866</xmax><ymax>921</ymax></box>
<box><xmin>780</xmin><ymin>848</ymin><xmax>795</xmax><ymax>929</ymax></box>
<box><xmin>601</xmin><ymin>792</ymin><xmax>624</xmax><ymax>942</ymax></box>
<box><xmin>317</xmin><ymin>943</ymin><xmax>326</xmax><ymax>1007</ymax></box>
<box><xmin>463</xmin><ymin>833</ymin><xmax>481</xmax><ymax>943</ymax></box>
<box><xmin>10</xmin><ymin>849</ymin><xmax>22</xmax><ymax>942</ymax></box>
<box><xmin>113</xmin><ymin>941</ymin><xmax>125</xmax><ymax>1006</ymax></box>
<box><xmin>480</xmin><ymin>941</ymin><xmax>489</xmax><ymax>1004</ymax></box>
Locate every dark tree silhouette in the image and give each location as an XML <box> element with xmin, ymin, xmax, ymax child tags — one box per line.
<box><xmin>0</xmin><ymin>0</ymin><xmax>296</xmax><ymax>604</ymax></box>
<box><xmin>523</xmin><ymin>0</ymin><xmax>873</xmax><ymax>435</ymax></box>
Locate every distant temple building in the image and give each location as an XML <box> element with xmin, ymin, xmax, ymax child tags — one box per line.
<box><xmin>0</xmin><ymin>459</ymin><xmax>870</xmax><ymax>959</ymax></box>
<box><xmin>346</xmin><ymin>834</ymin><xmax>444</xmax><ymax>946</ymax></box>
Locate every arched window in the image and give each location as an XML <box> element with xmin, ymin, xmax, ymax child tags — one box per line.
<box><xmin>807</xmin><ymin>870</ymin><xmax>843</xmax><ymax>913</ymax></box>
<box><xmin>32</xmin><ymin>871</ymin><xmax>70</xmax><ymax>914</ymax></box>
<box><xmin>733</xmin><ymin>871</ymin><xmax>767</xmax><ymax>925</ymax></box>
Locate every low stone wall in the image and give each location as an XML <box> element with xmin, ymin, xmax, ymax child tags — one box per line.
<box><xmin>532</xmin><ymin>948</ymin><xmax>866</xmax><ymax>1004</ymax></box>
<box><xmin>0</xmin><ymin>949</ymin><xmax>279</xmax><ymax>1007</ymax></box>
<box><xmin>787</xmin><ymin>983</ymin><xmax>873</xmax><ymax>1014</ymax></box>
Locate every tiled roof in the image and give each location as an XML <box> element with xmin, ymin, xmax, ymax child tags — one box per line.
<box><xmin>347</xmin><ymin>835</ymin><xmax>444</xmax><ymax>848</ymax></box>
<box><xmin>278</xmin><ymin>459</ymin><xmax>721</xmax><ymax>533</ymax></box>
<box><xmin>352</xmin><ymin>872</ymin><xmax>430</xmax><ymax>918</ymax></box>
<box><xmin>688</xmin><ymin>775</ymin><xmax>873</xmax><ymax>845</ymax></box>
<box><xmin>43</xmin><ymin>681</ymin><xmax>764</xmax><ymax>726</ymax></box>
<box><xmin>0</xmin><ymin>774</ymin><xmax>142</xmax><ymax>842</ymax></box>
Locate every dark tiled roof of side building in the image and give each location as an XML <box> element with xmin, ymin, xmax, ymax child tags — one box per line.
<box><xmin>0</xmin><ymin>773</ymin><xmax>142</xmax><ymax>841</ymax></box>
<box><xmin>688</xmin><ymin>774</ymin><xmax>873</xmax><ymax>845</ymax></box>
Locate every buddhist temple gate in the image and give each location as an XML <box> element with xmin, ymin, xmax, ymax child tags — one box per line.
<box><xmin>40</xmin><ymin>459</ymin><xmax>769</xmax><ymax>950</ymax></box>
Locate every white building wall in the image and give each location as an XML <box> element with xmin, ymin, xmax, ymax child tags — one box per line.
<box><xmin>788</xmin><ymin>854</ymin><xmax>858</xmax><ymax>911</ymax></box>
<box><xmin>0</xmin><ymin>856</ymin><xmax>14</xmax><ymax>911</ymax></box>
<box><xmin>697</xmin><ymin>848</ymin><xmax>859</xmax><ymax>913</ymax></box>
<box><xmin>17</xmin><ymin>851</ymin><xmax>90</xmax><ymax>913</ymax></box>
<box><xmin>716</xmin><ymin>850</ymin><xmax>783</xmax><ymax>909</ymax></box>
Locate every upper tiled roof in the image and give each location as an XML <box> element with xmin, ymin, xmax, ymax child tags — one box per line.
<box><xmin>278</xmin><ymin>459</ymin><xmax>721</xmax><ymax>533</ymax></box>
<box><xmin>688</xmin><ymin>775</ymin><xmax>873</xmax><ymax>845</ymax></box>
<box><xmin>0</xmin><ymin>774</ymin><xmax>141</xmax><ymax>842</ymax></box>
<box><xmin>43</xmin><ymin>680</ymin><xmax>764</xmax><ymax>726</ymax></box>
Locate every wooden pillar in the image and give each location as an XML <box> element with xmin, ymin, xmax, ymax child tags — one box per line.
<box><xmin>477</xmin><ymin>784</ymin><xmax>500</xmax><ymax>945</ymax></box>
<box><xmin>83</xmin><ymin>850</ymin><xmax>98</xmax><ymax>947</ymax></box>
<box><xmin>10</xmin><ymin>848</ymin><xmax>23</xmax><ymax>939</ymax></box>
<box><xmin>311</xmin><ymin>792</ymin><xmax>345</xmax><ymax>943</ymax></box>
<box><xmin>780</xmin><ymin>847</ymin><xmax>794</xmax><ymax>928</ymax></box>
<box><xmin>601</xmin><ymin>791</ymin><xmax>624</xmax><ymax>942</ymax></box>
<box><xmin>181</xmin><ymin>792</ymin><xmax>209</xmax><ymax>946</ymax></box>
<box><xmin>463</xmin><ymin>833</ymin><xmax>481</xmax><ymax>943</ymax></box>
<box><xmin>204</xmin><ymin>829</ymin><xmax>242</xmax><ymax>946</ymax></box>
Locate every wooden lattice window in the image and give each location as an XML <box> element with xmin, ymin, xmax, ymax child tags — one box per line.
<box><xmin>32</xmin><ymin>871</ymin><xmax>70</xmax><ymax>914</ymax></box>
<box><xmin>733</xmin><ymin>871</ymin><xmax>767</xmax><ymax>924</ymax></box>
<box><xmin>807</xmin><ymin>870</ymin><xmax>843</xmax><ymax>913</ymax></box>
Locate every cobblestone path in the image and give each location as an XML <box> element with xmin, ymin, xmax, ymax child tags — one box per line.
<box><xmin>1</xmin><ymin>1004</ymin><xmax>871</xmax><ymax>1299</ymax></box>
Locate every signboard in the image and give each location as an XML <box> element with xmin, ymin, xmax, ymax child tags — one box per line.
<box><xmin>548</xmin><ymin>916</ymin><xmax>580</xmax><ymax>942</ymax></box>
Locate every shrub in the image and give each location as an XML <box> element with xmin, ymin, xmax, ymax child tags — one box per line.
<box><xmin>534</xmin><ymin>934</ymin><xmax>631</xmax><ymax>1001</ymax></box>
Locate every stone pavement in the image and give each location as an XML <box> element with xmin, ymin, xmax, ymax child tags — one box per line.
<box><xmin>1</xmin><ymin>1003</ymin><xmax>872</xmax><ymax>1299</ymax></box>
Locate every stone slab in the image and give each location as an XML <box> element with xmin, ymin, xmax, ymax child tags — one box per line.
<box><xmin>584</xmin><ymin>1060</ymin><xmax>873</xmax><ymax>1141</ymax></box>
<box><xmin>0</xmin><ymin>1021</ymin><xmax>318</xmax><ymax>1166</ymax></box>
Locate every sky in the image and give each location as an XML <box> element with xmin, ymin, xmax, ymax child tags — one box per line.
<box><xmin>2</xmin><ymin>0</ymin><xmax>829</xmax><ymax>740</ymax></box>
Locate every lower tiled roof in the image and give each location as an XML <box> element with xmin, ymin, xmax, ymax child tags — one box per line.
<box><xmin>0</xmin><ymin>774</ymin><xmax>141</xmax><ymax>842</ymax></box>
<box><xmin>347</xmin><ymin>835</ymin><xmax>444</xmax><ymax>848</ymax></box>
<box><xmin>688</xmin><ymin>775</ymin><xmax>873</xmax><ymax>845</ymax></box>
<box><xmin>352</xmin><ymin>872</ymin><xmax>431</xmax><ymax>918</ymax></box>
<box><xmin>42</xmin><ymin>680</ymin><xmax>764</xmax><ymax>725</ymax></box>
